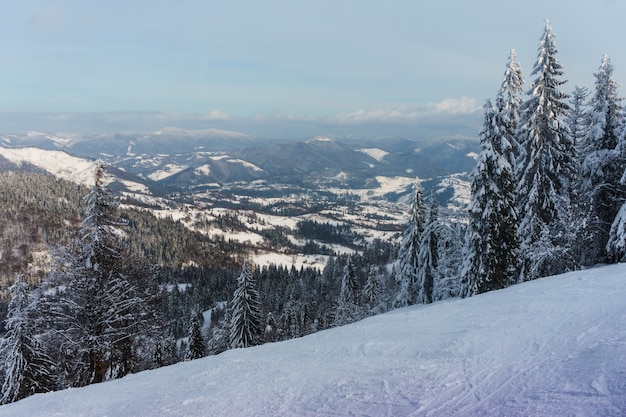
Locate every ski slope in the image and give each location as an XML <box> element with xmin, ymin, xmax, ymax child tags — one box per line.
<box><xmin>1</xmin><ymin>264</ymin><xmax>625</xmax><ymax>416</ymax></box>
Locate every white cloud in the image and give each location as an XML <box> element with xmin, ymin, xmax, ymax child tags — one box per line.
<box><xmin>203</xmin><ymin>109</ymin><xmax>232</xmax><ymax>122</ymax></box>
<box><xmin>328</xmin><ymin>97</ymin><xmax>480</xmax><ymax>126</ymax></box>
<box><xmin>426</xmin><ymin>97</ymin><xmax>480</xmax><ymax>115</ymax></box>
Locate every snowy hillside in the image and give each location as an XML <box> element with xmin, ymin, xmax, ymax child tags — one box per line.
<box><xmin>0</xmin><ymin>146</ymin><xmax>96</xmax><ymax>185</ymax></box>
<box><xmin>1</xmin><ymin>264</ymin><xmax>625</xmax><ymax>417</ymax></box>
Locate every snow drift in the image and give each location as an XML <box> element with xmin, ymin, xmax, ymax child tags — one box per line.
<box><xmin>1</xmin><ymin>264</ymin><xmax>624</xmax><ymax>417</ymax></box>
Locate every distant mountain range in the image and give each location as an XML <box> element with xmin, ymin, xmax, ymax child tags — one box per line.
<box><xmin>0</xmin><ymin>127</ymin><xmax>479</xmax><ymax>204</ymax></box>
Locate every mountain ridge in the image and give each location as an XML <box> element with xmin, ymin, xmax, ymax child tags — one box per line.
<box><xmin>0</xmin><ymin>129</ymin><xmax>479</xmax><ymax>203</ymax></box>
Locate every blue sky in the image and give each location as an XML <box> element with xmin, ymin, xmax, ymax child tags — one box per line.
<box><xmin>0</xmin><ymin>0</ymin><xmax>625</xmax><ymax>138</ymax></box>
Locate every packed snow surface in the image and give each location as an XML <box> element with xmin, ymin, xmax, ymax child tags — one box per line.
<box><xmin>2</xmin><ymin>265</ymin><xmax>625</xmax><ymax>417</ymax></box>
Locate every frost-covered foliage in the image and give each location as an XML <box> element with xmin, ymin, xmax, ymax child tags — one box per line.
<box><xmin>606</xmin><ymin>127</ymin><xmax>626</xmax><ymax>260</ymax></box>
<box><xmin>363</xmin><ymin>266</ymin><xmax>383</xmax><ymax>313</ymax></box>
<box><xmin>578</xmin><ymin>55</ymin><xmax>625</xmax><ymax>265</ymax></box>
<box><xmin>588</xmin><ymin>55</ymin><xmax>624</xmax><ymax>152</ymax></box>
<box><xmin>334</xmin><ymin>256</ymin><xmax>363</xmax><ymax>326</ymax></box>
<box><xmin>416</xmin><ymin>196</ymin><xmax>438</xmax><ymax>304</ymax></box>
<box><xmin>607</xmin><ymin>202</ymin><xmax>626</xmax><ymax>261</ymax></box>
<box><xmin>394</xmin><ymin>182</ymin><xmax>427</xmax><ymax>307</ymax></box>
<box><xmin>230</xmin><ymin>261</ymin><xmax>263</xmax><ymax>349</ymax></box>
<box><xmin>41</xmin><ymin>161</ymin><xmax>163</xmax><ymax>387</ymax></box>
<box><xmin>461</xmin><ymin>100</ymin><xmax>520</xmax><ymax>297</ymax></box>
<box><xmin>568</xmin><ymin>85</ymin><xmax>591</xmax><ymax>157</ymax></box>
<box><xmin>434</xmin><ymin>220</ymin><xmax>464</xmax><ymax>300</ymax></box>
<box><xmin>0</xmin><ymin>275</ymin><xmax>54</xmax><ymax>404</ymax></box>
<box><xmin>186</xmin><ymin>313</ymin><xmax>206</xmax><ymax>360</ymax></box>
<box><xmin>498</xmin><ymin>49</ymin><xmax>525</xmax><ymax>166</ymax></box>
<box><xmin>516</xmin><ymin>21</ymin><xmax>576</xmax><ymax>280</ymax></box>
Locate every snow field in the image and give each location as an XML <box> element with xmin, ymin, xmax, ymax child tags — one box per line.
<box><xmin>1</xmin><ymin>264</ymin><xmax>624</xmax><ymax>416</ymax></box>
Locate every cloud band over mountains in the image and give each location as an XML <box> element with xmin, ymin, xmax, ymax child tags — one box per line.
<box><xmin>0</xmin><ymin>97</ymin><xmax>482</xmax><ymax>139</ymax></box>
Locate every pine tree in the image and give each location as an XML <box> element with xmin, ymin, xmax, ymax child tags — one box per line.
<box><xmin>606</xmin><ymin>130</ymin><xmax>626</xmax><ymax>261</ymax></box>
<box><xmin>461</xmin><ymin>99</ymin><xmax>520</xmax><ymax>297</ymax></box>
<box><xmin>434</xmin><ymin>220</ymin><xmax>464</xmax><ymax>300</ymax></box>
<box><xmin>207</xmin><ymin>308</ymin><xmax>231</xmax><ymax>355</ymax></box>
<box><xmin>363</xmin><ymin>266</ymin><xmax>382</xmax><ymax>313</ymax></box>
<box><xmin>187</xmin><ymin>312</ymin><xmax>206</xmax><ymax>360</ymax></box>
<box><xmin>0</xmin><ymin>275</ymin><xmax>54</xmax><ymax>404</ymax></box>
<box><xmin>498</xmin><ymin>49</ymin><xmax>525</xmax><ymax>166</ymax></box>
<box><xmin>264</xmin><ymin>312</ymin><xmax>278</xmax><ymax>342</ymax></box>
<box><xmin>568</xmin><ymin>85</ymin><xmax>590</xmax><ymax>157</ymax></box>
<box><xmin>334</xmin><ymin>256</ymin><xmax>362</xmax><ymax>326</ymax></box>
<box><xmin>56</xmin><ymin>161</ymin><xmax>156</xmax><ymax>386</ymax></box>
<box><xmin>281</xmin><ymin>294</ymin><xmax>300</xmax><ymax>339</ymax></box>
<box><xmin>578</xmin><ymin>55</ymin><xmax>625</xmax><ymax>265</ymax></box>
<box><xmin>395</xmin><ymin>182</ymin><xmax>427</xmax><ymax>307</ymax></box>
<box><xmin>515</xmin><ymin>21</ymin><xmax>576</xmax><ymax>280</ymax></box>
<box><xmin>229</xmin><ymin>261</ymin><xmax>262</xmax><ymax>349</ymax></box>
<box><xmin>607</xmin><ymin>201</ymin><xmax>626</xmax><ymax>261</ymax></box>
<box><xmin>416</xmin><ymin>195</ymin><xmax>439</xmax><ymax>304</ymax></box>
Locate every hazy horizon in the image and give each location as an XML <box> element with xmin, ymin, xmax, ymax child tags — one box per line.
<box><xmin>1</xmin><ymin>1</ymin><xmax>625</xmax><ymax>138</ymax></box>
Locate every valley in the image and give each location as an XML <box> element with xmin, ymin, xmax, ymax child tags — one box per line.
<box><xmin>0</xmin><ymin>129</ymin><xmax>478</xmax><ymax>273</ymax></box>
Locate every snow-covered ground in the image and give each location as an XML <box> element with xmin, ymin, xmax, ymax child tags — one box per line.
<box><xmin>1</xmin><ymin>264</ymin><xmax>625</xmax><ymax>416</ymax></box>
<box><xmin>0</xmin><ymin>146</ymin><xmax>96</xmax><ymax>185</ymax></box>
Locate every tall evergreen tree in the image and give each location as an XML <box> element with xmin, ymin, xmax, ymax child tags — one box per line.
<box><xmin>334</xmin><ymin>256</ymin><xmax>362</xmax><ymax>326</ymax></box>
<box><xmin>607</xmin><ymin>201</ymin><xmax>626</xmax><ymax>261</ymax></box>
<box><xmin>515</xmin><ymin>21</ymin><xmax>576</xmax><ymax>280</ymax></box>
<box><xmin>498</xmin><ymin>49</ymin><xmax>525</xmax><ymax>166</ymax></box>
<box><xmin>578</xmin><ymin>55</ymin><xmax>625</xmax><ymax>265</ymax></box>
<box><xmin>363</xmin><ymin>266</ymin><xmax>382</xmax><ymax>313</ymax></box>
<box><xmin>0</xmin><ymin>275</ymin><xmax>54</xmax><ymax>404</ymax></box>
<box><xmin>461</xmin><ymin>99</ymin><xmax>520</xmax><ymax>297</ymax></box>
<box><xmin>435</xmin><ymin>220</ymin><xmax>465</xmax><ymax>300</ymax></box>
<box><xmin>207</xmin><ymin>308</ymin><xmax>232</xmax><ymax>356</ymax></box>
<box><xmin>568</xmin><ymin>85</ymin><xmax>591</xmax><ymax>157</ymax></box>
<box><xmin>606</xmin><ymin>129</ymin><xmax>626</xmax><ymax>261</ymax></box>
<box><xmin>394</xmin><ymin>182</ymin><xmax>427</xmax><ymax>307</ymax></box>
<box><xmin>229</xmin><ymin>261</ymin><xmax>263</xmax><ymax>349</ymax></box>
<box><xmin>567</xmin><ymin>85</ymin><xmax>592</xmax><ymax>265</ymax></box>
<box><xmin>57</xmin><ymin>161</ymin><xmax>156</xmax><ymax>386</ymax></box>
<box><xmin>187</xmin><ymin>312</ymin><xmax>206</xmax><ymax>360</ymax></box>
<box><xmin>416</xmin><ymin>195</ymin><xmax>439</xmax><ymax>304</ymax></box>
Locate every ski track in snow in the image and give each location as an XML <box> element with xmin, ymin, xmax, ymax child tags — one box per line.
<box><xmin>1</xmin><ymin>265</ymin><xmax>625</xmax><ymax>416</ymax></box>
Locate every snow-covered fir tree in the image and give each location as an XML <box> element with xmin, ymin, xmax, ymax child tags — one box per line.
<box><xmin>578</xmin><ymin>55</ymin><xmax>625</xmax><ymax>265</ymax></box>
<box><xmin>0</xmin><ymin>275</ymin><xmax>54</xmax><ymax>404</ymax></box>
<box><xmin>363</xmin><ymin>266</ymin><xmax>382</xmax><ymax>313</ymax></box>
<box><xmin>281</xmin><ymin>294</ymin><xmax>301</xmax><ymax>339</ymax></box>
<box><xmin>461</xmin><ymin>99</ymin><xmax>520</xmax><ymax>297</ymax></box>
<box><xmin>207</xmin><ymin>308</ymin><xmax>231</xmax><ymax>356</ymax></box>
<box><xmin>515</xmin><ymin>21</ymin><xmax>576</xmax><ymax>280</ymax></box>
<box><xmin>334</xmin><ymin>256</ymin><xmax>363</xmax><ymax>326</ymax></box>
<box><xmin>606</xmin><ymin>128</ymin><xmax>626</xmax><ymax>261</ymax></box>
<box><xmin>264</xmin><ymin>312</ymin><xmax>278</xmax><ymax>342</ymax></box>
<box><xmin>394</xmin><ymin>181</ymin><xmax>427</xmax><ymax>307</ymax></box>
<box><xmin>55</xmin><ymin>161</ymin><xmax>158</xmax><ymax>386</ymax></box>
<box><xmin>416</xmin><ymin>195</ymin><xmax>439</xmax><ymax>304</ymax></box>
<box><xmin>498</xmin><ymin>49</ymin><xmax>525</xmax><ymax>167</ymax></box>
<box><xmin>186</xmin><ymin>312</ymin><xmax>206</xmax><ymax>360</ymax></box>
<box><xmin>568</xmin><ymin>85</ymin><xmax>591</xmax><ymax>157</ymax></box>
<box><xmin>434</xmin><ymin>219</ymin><xmax>464</xmax><ymax>300</ymax></box>
<box><xmin>607</xmin><ymin>202</ymin><xmax>626</xmax><ymax>261</ymax></box>
<box><xmin>229</xmin><ymin>261</ymin><xmax>263</xmax><ymax>349</ymax></box>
